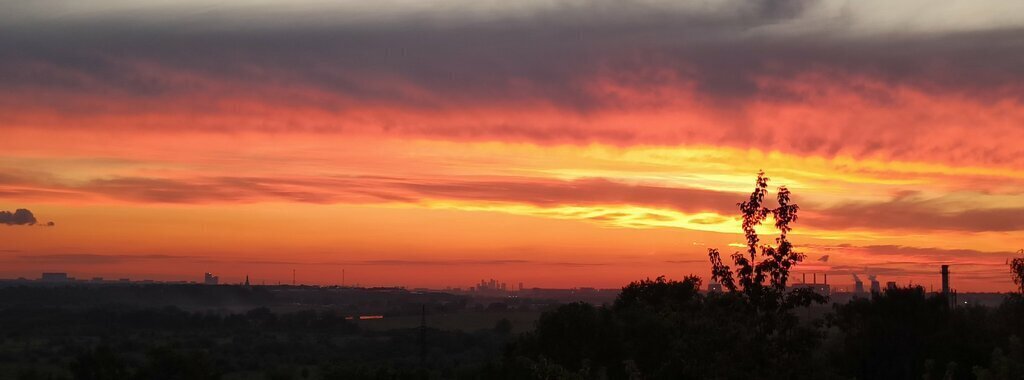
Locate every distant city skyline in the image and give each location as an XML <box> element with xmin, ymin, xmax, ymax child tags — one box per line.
<box><xmin>4</xmin><ymin>268</ymin><xmax>974</xmax><ymax>296</ymax></box>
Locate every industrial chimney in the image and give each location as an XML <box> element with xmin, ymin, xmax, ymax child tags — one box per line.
<box><xmin>853</xmin><ymin>274</ymin><xmax>864</xmax><ymax>294</ymax></box>
<box><xmin>869</xmin><ymin>275</ymin><xmax>880</xmax><ymax>294</ymax></box>
<box><xmin>941</xmin><ymin>265</ymin><xmax>950</xmax><ymax>298</ymax></box>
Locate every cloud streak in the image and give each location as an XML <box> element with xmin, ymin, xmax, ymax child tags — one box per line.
<box><xmin>808</xmin><ymin>195</ymin><xmax>1024</xmax><ymax>232</ymax></box>
<box><xmin>6</xmin><ymin>172</ymin><xmax>1023</xmax><ymax>233</ymax></box>
<box><xmin>12</xmin><ymin>253</ymin><xmax>195</xmax><ymax>265</ymax></box>
<box><xmin>3</xmin><ymin>253</ymin><xmax>611</xmax><ymax>268</ymax></box>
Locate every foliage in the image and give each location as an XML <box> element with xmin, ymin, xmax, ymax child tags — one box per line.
<box><xmin>973</xmin><ymin>336</ymin><xmax>1024</xmax><ymax>380</ymax></box>
<box><xmin>0</xmin><ymin>304</ymin><xmax>513</xmax><ymax>380</ymax></box>
<box><xmin>828</xmin><ymin>286</ymin><xmax>997</xmax><ymax>380</ymax></box>
<box><xmin>509</xmin><ymin>276</ymin><xmax>831</xmax><ymax>379</ymax></box>
<box><xmin>708</xmin><ymin>171</ymin><xmax>825</xmax><ymax>313</ymax></box>
<box><xmin>702</xmin><ymin>171</ymin><xmax>827</xmax><ymax>369</ymax></box>
<box><xmin>134</xmin><ymin>347</ymin><xmax>220</xmax><ymax>380</ymax></box>
<box><xmin>493</xmin><ymin>318</ymin><xmax>513</xmax><ymax>335</ymax></box>
<box><xmin>69</xmin><ymin>346</ymin><xmax>129</xmax><ymax>380</ymax></box>
<box><xmin>505</xmin><ymin>173</ymin><xmax>836</xmax><ymax>378</ymax></box>
<box><xmin>8</xmin><ymin>282</ymin><xmax>1024</xmax><ymax>380</ymax></box>
<box><xmin>1010</xmin><ymin>249</ymin><xmax>1024</xmax><ymax>294</ymax></box>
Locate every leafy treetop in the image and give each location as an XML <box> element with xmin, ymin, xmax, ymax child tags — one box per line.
<box><xmin>708</xmin><ymin>170</ymin><xmax>824</xmax><ymax>312</ymax></box>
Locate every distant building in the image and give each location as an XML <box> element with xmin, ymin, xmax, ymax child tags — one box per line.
<box><xmin>852</xmin><ymin>274</ymin><xmax>865</xmax><ymax>295</ymax></box>
<box><xmin>789</xmin><ymin>272</ymin><xmax>830</xmax><ymax>296</ymax></box>
<box><xmin>474</xmin><ymin>278</ymin><xmax>508</xmax><ymax>294</ymax></box>
<box><xmin>869</xmin><ymin>278</ymin><xmax>881</xmax><ymax>293</ymax></box>
<box><xmin>204</xmin><ymin>272</ymin><xmax>219</xmax><ymax>285</ymax></box>
<box><xmin>886</xmin><ymin>281</ymin><xmax>898</xmax><ymax>290</ymax></box>
<box><xmin>41</xmin><ymin>273</ymin><xmax>69</xmax><ymax>282</ymax></box>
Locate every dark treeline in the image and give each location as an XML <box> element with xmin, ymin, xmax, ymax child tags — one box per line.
<box><xmin>0</xmin><ymin>285</ymin><xmax>468</xmax><ymax>315</ymax></box>
<box><xmin>4</xmin><ymin>282</ymin><xmax>1024</xmax><ymax>379</ymax></box>
<box><xmin>506</xmin><ymin>279</ymin><xmax>1024</xmax><ymax>379</ymax></box>
<box><xmin>2</xmin><ymin>304</ymin><xmax>512</xmax><ymax>380</ymax></box>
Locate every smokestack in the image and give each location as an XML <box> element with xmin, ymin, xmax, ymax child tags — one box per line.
<box><xmin>813</xmin><ymin>273</ymin><xmax>817</xmax><ymax>284</ymax></box>
<box><xmin>803</xmin><ymin>273</ymin><xmax>806</xmax><ymax>284</ymax></box>
<box><xmin>853</xmin><ymin>274</ymin><xmax>864</xmax><ymax>294</ymax></box>
<box><xmin>869</xmin><ymin>275</ymin><xmax>880</xmax><ymax>293</ymax></box>
<box><xmin>824</xmin><ymin>274</ymin><xmax>828</xmax><ymax>285</ymax></box>
<box><xmin>941</xmin><ymin>265</ymin><xmax>950</xmax><ymax>297</ymax></box>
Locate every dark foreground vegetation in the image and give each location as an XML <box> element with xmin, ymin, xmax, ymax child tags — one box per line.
<box><xmin>515</xmin><ymin>279</ymin><xmax>1024</xmax><ymax>380</ymax></box>
<box><xmin>0</xmin><ymin>300</ymin><xmax>509</xmax><ymax>379</ymax></box>
<box><xmin>3</xmin><ymin>282</ymin><xmax>1024</xmax><ymax>380</ymax></box>
<box><xmin>5</xmin><ymin>173</ymin><xmax>1023</xmax><ymax>379</ymax></box>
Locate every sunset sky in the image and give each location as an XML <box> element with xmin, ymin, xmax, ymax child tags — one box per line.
<box><xmin>2</xmin><ymin>0</ymin><xmax>1024</xmax><ymax>291</ymax></box>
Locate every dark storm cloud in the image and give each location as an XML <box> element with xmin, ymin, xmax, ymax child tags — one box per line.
<box><xmin>3</xmin><ymin>1</ymin><xmax>1024</xmax><ymax>167</ymax></box>
<box><xmin>757</xmin><ymin>0</ymin><xmax>814</xmax><ymax>19</ymax></box>
<box><xmin>1</xmin><ymin>0</ymin><xmax>1022</xmax><ymax>112</ymax></box>
<box><xmin>0</xmin><ymin>209</ymin><xmax>37</xmax><ymax>225</ymax></box>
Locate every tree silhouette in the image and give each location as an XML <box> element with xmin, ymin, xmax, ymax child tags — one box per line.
<box><xmin>1010</xmin><ymin>249</ymin><xmax>1024</xmax><ymax>294</ymax></box>
<box><xmin>708</xmin><ymin>171</ymin><xmax>825</xmax><ymax>313</ymax></box>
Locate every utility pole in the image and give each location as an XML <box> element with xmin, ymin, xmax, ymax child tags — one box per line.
<box><xmin>292</xmin><ymin>269</ymin><xmax>296</xmax><ymax>286</ymax></box>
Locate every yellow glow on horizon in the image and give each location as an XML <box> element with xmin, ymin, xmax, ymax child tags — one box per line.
<box><xmin>3</xmin><ymin>132</ymin><xmax>1023</xmax><ymax>291</ymax></box>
